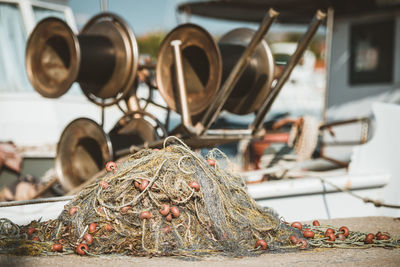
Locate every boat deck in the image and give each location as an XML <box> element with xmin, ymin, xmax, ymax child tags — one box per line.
<box><xmin>1</xmin><ymin>216</ymin><xmax>399</xmax><ymax>266</ymax></box>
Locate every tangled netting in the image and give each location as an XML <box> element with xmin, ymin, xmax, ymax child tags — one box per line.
<box><xmin>0</xmin><ymin>137</ymin><xmax>399</xmax><ymax>256</ymax></box>
<box><xmin>0</xmin><ymin>137</ymin><xmax>298</xmax><ymax>256</ymax></box>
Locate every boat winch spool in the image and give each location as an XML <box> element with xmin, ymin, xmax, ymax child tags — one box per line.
<box><xmin>26</xmin><ymin>13</ymin><xmax>139</xmax><ymax>107</ymax></box>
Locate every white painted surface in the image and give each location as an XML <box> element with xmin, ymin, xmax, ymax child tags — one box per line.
<box><xmin>257</xmin><ymin>188</ymin><xmax>385</xmax><ymax>222</ymax></box>
<box><xmin>248</xmin><ymin>172</ymin><xmax>390</xmax><ymax>221</ymax></box>
<box><xmin>0</xmin><ymin>198</ymin><xmax>70</xmax><ymax>225</ymax></box>
<box><xmin>0</xmin><ymin>92</ymin><xmax>124</xmax><ymax>146</ymax></box>
<box><xmin>247</xmin><ymin>172</ymin><xmax>389</xmax><ymax>199</ymax></box>
<box><xmin>0</xmin><ymin>86</ymin><xmax>169</xmax><ymax>147</ymax></box>
<box><xmin>350</xmin><ymin>102</ymin><xmax>400</xmax><ymax>217</ymax></box>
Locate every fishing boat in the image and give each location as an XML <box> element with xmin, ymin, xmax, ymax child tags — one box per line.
<box><xmin>176</xmin><ymin>0</ymin><xmax>400</xmax><ymax>221</ymax></box>
<box><xmin>1</xmin><ymin>0</ymin><xmax>399</xmax><ymax>224</ymax></box>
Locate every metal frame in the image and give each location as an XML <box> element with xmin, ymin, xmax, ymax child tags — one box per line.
<box><xmin>319</xmin><ymin>117</ymin><xmax>370</xmax><ymax>167</ymax></box>
<box><xmin>322</xmin><ymin>7</ymin><xmax>334</xmax><ymax>125</ymax></box>
<box><xmin>170</xmin><ymin>39</ymin><xmax>195</xmax><ymax>132</ymax></box>
<box><xmin>198</xmin><ymin>8</ymin><xmax>279</xmax><ymax>134</ymax></box>
<box><xmin>1</xmin><ymin>0</ymin><xmax>77</xmax><ymax>35</ymax></box>
<box><xmin>46</xmin><ymin>7</ymin><xmax>328</xmax><ymax>190</ymax></box>
<box><xmin>62</xmin><ymin>8</ymin><xmax>327</xmax><ymax>161</ymax></box>
<box><xmin>250</xmin><ymin>10</ymin><xmax>327</xmax><ymax>134</ymax></box>
<box><xmin>125</xmin><ymin>8</ymin><xmax>327</xmax><ymax>155</ymax></box>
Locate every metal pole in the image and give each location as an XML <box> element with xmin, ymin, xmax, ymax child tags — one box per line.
<box><xmin>250</xmin><ymin>10</ymin><xmax>327</xmax><ymax>134</ymax></box>
<box><xmin>197</xmin><ymin>8</ymin><xmax>279</xmax><ymax>134</ymax></box>
<box><xmin>320</xmin><ymin>7</ymin><xmax>334</xmax><ymax>158</ymax></box>
<box><xmin>322</xmin><ymin>7</ymin><xmax>334</xmax><ymax>125</ymax></box>
<box><xmin>100</xmin><ymin>0</ymin><xmax>108</xmax><ymax>12</ymax></box>
<box><xmin>170</xmin><ymin>40</ymin><xmax>194</xmax><ymax>131</ymax></box>
<box><xmin>205</xmin><ymin>128</ymin><xmax>252</xmax><ymax>136</ymax></box>
<box><xmin>126</xmin><ymin>95</ymin><xmax>142</xmax><ymax>112</ymax></box>
<box><xmin>101</xmin><ymin>101</ymin><xmax>105</xmax><ymax>128</ymax></box>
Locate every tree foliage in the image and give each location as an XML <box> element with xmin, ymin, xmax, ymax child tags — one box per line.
<box><xmin>137</xmin><ymin>31</ymin><xmax>167</xmax><ymax>59</ymax></box>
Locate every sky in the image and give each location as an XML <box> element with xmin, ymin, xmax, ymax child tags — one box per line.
<box><xmin>69</xmin><ymin>0</ymin><xmax>258</xmax><ymax>36</ymax></box>
<box><xmin>68</xmin><ymin>0</ymin><xmax>313</xmax><ymax>37</ymax></box>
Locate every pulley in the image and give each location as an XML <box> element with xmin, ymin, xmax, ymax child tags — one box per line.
<box><xmin>219</xmin><ymin>28</ymin><xmax>275</xmax><ymax>114</ymax></box>
<box><xmin>156</xmin><ymin>24</ymin><xmax>222</xmax><ymax>116</ymax></box>
<box><xmin>55</xmin><ymin>111</ymin><xmax>167</xmax><ymax>191</ymax></box>
<box><xmin>55</xmin><ymin>118</ymin><xmax>112</xmax><ymax>191</ymax></box>
<box><xmin>26</xmin><ymin>13</ymin><xmax>139</xmax><ymax>106</ymax></box>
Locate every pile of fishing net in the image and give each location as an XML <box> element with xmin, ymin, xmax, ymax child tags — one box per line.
<box><xmin>0</xmin><ymin>137</ymin><xmax>399</xmax><ymax>256</ymax></box>
<box><xmin>0</xmin><ymin>137</ymin><xmax>299</xmax><ymax>256</ymax></box>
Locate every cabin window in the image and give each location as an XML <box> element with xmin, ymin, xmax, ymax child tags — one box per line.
<box><xmin>0</xmin><ymin>3</ymin><xmax>32</xmax><ymax>93</ymax></box>
<box><xmin>33</xmin><ymin>6</ymin><xmax>66</xmax><ymax>22</ymax></box>
<box><xmin>349</xmin><ymin>19</ymin><xmax>395</xmax><ymax>85</ymax></box>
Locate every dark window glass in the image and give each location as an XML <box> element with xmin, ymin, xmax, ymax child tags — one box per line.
<box><xmin>349</xmin><ymin>19</ymin><xmax>395</xmax><ymax>85</ymax></box>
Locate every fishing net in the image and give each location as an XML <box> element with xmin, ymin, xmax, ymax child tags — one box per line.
<box><xmin>0</xmin><ymin>137</ymin><xmax>298</xmax><ymax>256</ymax></box>
<box><xmin>0</xmin><ymin>137</ymin><xmax>399</xmax><ymax>256</ymax></box>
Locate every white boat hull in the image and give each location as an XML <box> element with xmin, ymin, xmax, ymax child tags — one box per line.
<box><xmin>247</xmin><ymin>172</ymin><xmax>391</xmax><ymax>221</ymax></box>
